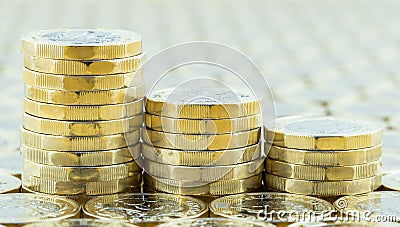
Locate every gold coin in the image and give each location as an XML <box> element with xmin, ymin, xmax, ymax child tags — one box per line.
<box><xmin>265</xmin><ymin>173</ymin><xmax>382</xmax><ymax>196</ymax></box>
<box><xmin>145</xmin><ymin>88</ymin><xmax>261</xmax><ymax>119</ymax></box>
<box><xmin>0</xmin><ymin>193</ymin><xmax>80</xmax><ymax>225</ymax></box>
<box><xmin>23</xmin><ymin>113</ymin><xmax>142</xmax><ymax>136</ymax></box>
<box><xmin>21</xmin><ymin>29</ymin><xmax>142</xmax><ymax>60</ymax></box>
<box><xmin>24</xmin><ymin>98</ymin><xmax>143</xmax><ymax>121</ymax></box>
<box><xmin>21</xmin><ymin>128</ymin><xmax>139</xmax><ymax>151</ymax></box>
<box><xmin>22</xmin><ymin>68</ymin><xmax>143</xmax><ymax>91</ymax></box>
<box><xmin>145</xmin><ymin>113</ymin><xmax>261</xmax><ymax>134</ymax></box>
<box><xmin>210</xmin><ymin>192</ymin><xmax>334</xmax><ymax>223</ymax></box>
<box><xmin>24</xmin><ymin>160</ymin><xmax>141</xmax><ymax>182</ymax></box>
<box><xmin>141</xmin><ymin>143</ymin><xmax>262</xmax><ymax>166</ymax></box>
<box><xmin>142</xmin><ymin>128</ymin><xmax>260</xmax><ymax>150</ymax></box>
<box><xmin>24</xmin><ymin>219</ymin><xmax>139</xmax><ymax>227</ymax></box>
<box><xmin>382</xmin><ymin>171</ymin><xmax>400</xmax><ymax>191</ymax></box>
<box><xmin>265</xmin><ymin>116</ymin><xmax>382</xmax><ymax>150</ymax></box>
<box><xmin>83</xmin><ymin>193</ymin><xmax>208</xmax><ymax>224</ymax></box>
<box><xmin>22</xmin><ymin>174</ymin><xmax>142</xmax><ymax>195</ymax></box>
<box><xmin>143</xmin><ymin>158</ymin><xmax>263</xmax><ymax>181</ymax></box>
<box><xmin>157</xmin><ymin>218</ymin><xmax>274</xmax><ymax>227</ymax></box>
<box><xmin>24</xmin><ymin>54</ymin><xmax>145</xmax><ymax>75</ymax></box>
<box><xmin>265</xmin><ymin>158</ymin><xmax>382</xmax><ymax>181</ymax></box>
<box><xmin>267</xmin><ymin>144</ymin><xmax>382</xmax><ymax>166</ymax></box>
<box><xmin>144</xmin><ymin>173</ymin><xmax>262</xmax><ymax>196</ymax></box>
<box><xmin>24</xmin><ymin>84</ymin><xmax>145</xmax><ymax>105</ymax></box>
<box><xmin>0</xmin><ymin>174</ymin><xmax>21</xmax><ymax>194</ymax></box>
<box><xmin>21</xmin><ymin>144</ymin><xmax>139</xmax><ymax>166</ymax></box>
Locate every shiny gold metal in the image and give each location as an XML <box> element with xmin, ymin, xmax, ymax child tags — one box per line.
<box><xmin>265</xmin><ymin>173</ymin><xmax>382</xmax><ymax>196</ymax></box>
<box><xmin>265</xmin><ymin>158</ymin><xmax>382</xmax><ymax>181</ymax></box>
<box><xmin>265</xmin><ymin>116</ymin><xmax>382</xmax><ymax>150</ymax></box>
<box><xmin>22</xmin><ymin>68</ymin><xmax>143</xmax><ymax>91</ymax></box>
<box><xmin>21</xmin><ymin>128</ymin><xmax>140</xmax><ymax>151</ymax></box>
<box><xmin>158</xmin><ymin>218</ymin><xmax>273</xmax><ymax>227</ymax></box>
<box><xmin>0</xmin><ymin>174</ymin><xmax>21</xmax><ymax>194</ymax></box>
<box><xmin>145</xmin><ymin>113</ymin><xmax>261</xmax><ymax>134</ymax></box>
<box><xmin>141</xmin><ymin>143</ymin><xmax>262</xmax><ymax>166</ymax></box>
<box><xmin>142</xmin><ymin>128</ymin><xmax>260</xmax><ymax>150</ymax></box>
<box><xmin>383</xmin><ymin>171</ymin><xmax>400</xmax><ymax>191</ymax></box>
<box><xmin>144</xmin><ymin>173</ymin><xmax>262</xmax><ymax>196</ymax></box>
<box><xmin>21</xmin><ymin>29</ymin><xmax>142</xmax><ymax>60</ymax></box>
<box><xmin>24</xmin><ymin>54</ymin><xmax>145</xmax><ymax>75</ymax></box>
<box><xmin>23</xmin><ymin>113</ymin><xmax>142</xmax><ymax>136</ymax></box>
<box><xmin>145</xmin><ymin>88</ymin><xmax>261</xmax><ymax>119</ymax></box>
<box><xmin>24</xmin><ymin>98</ymin><xmax>143</xmax><ymax>121</ymax></box>
<box><xmin>24</xmin><ymin>219</ymin><xmax>139</xmax><ymax>227</ymax></box>
<box><xmin>24</xmin><ymin>84</ymin><xmax>145</xmax><ymax>105</ymax></box>
<box><xmin>21</xmin><ymin>144</ymin><xmax>139</xmax><ymax>167</ymax></box>
<box><xmin>267</xmin><ymin>144</ymin><xmax>382</xmax><ymax>166</ymax></box>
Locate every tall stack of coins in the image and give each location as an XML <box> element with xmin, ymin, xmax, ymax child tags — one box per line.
<box><xmin>20</xmin><ymin>29</ymin><xmax>145</xmax><ymax>198</ymax></box>
<box><xmin>142</xmin><ymin>88</ymin><xmax>264</xmax><ymax>196</ymax></box>
<box><xmin>264</xmin><ymin>116</ymin><xmax>383</xmax><ymax>197</ymax></box>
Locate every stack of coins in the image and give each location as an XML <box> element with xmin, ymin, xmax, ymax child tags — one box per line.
<box><xmin>20</xmin><ymin>29</ymin><xmax>145</xmax><ymax>198</ymax></box>
<box><xmin>264</xmin><ymin>116</ymin><xmax>383</xmax><ymax>197</ymax></box>
<box><xmin>142</xmin><ymin>88</ymin><xmax>264</xmax><ymax>196</ymax></box>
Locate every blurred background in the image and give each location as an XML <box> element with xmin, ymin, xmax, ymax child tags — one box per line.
<box><xmin>1</xmin><ymin>0</ymin><xmax>399</xmax><ymax>173</ymax></box>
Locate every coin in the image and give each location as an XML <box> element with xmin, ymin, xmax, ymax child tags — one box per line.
<box><xmin>22</xmin><ymin>68</ymin><xmax>144</xmax><ymax>91</ymax></box>
<box><xmin>0</xmin><ymin>152</ymin><xmax>23</xmax><ymax>178</ymax></box>
<box><xmin>0</xmin><ymin>174</ymin><xmax>21</xmax><ymax>193</ymax></box>
<box><xmin>267</xmin><ymin>144</ymin><xmax>382</xmax><ymax>166</ymax></box>
<box><xmin>287</xmin><ymin>221</ymin><xmax>399</xmax><ymax>226</ymax></box>
<box><xmin>210</xmin><ymin>192</ymin><xmax>335</xmax><ymax>223</ymax></box>
<box><xmin>22</xmin><ymin>174</ymin><xmax>142</xmax><ymax>195</ymax></box>
<box><xmin>24</xmin><ymin>219</ymin><xmax>139</xmax><ymax>227</ymax></box>
<box><xmin>144</xmin><ymin>173</ymin><xmax>262</xmax><ymax>196</ymax></box>
<box><xmin>265</xmin><ymin>173</ymin><xmax>382</xmax><ymax>196</ymax></box>
<box><xmin>141</xmin><ymin>143</ymin><xmax>262</xmax><ymax>166</ymax></box>
<box><xmin>83</xmin><ymin>193</ymin><xmax>208</xmax><ymax>223</ymax></box>
<box><xmin>145</xmin><ymin>88</ymin><xmax>261</xmax><ymax>119</ymax></box>
<box><xmin>24</xmin><ymin>54</ymin><xmax>145</xmax><ymax>75</ymax></box>
<box><xmin>265</xmin><ymin>158</ymin><xmax>382</xmax><ymax>181</ymax></box>
<box><xmin>145</xmin><ymin>113</ymin><xmax>261</xmax><ymax>134</ymax></box>
<box><xmin>0</xmin><ymin>193</ymin><xmax>80</xmax><ymax>225</ymax></box>
<box><xmin>24</xmin><ymin>98</ymin><xmax>143</xmax><ymax>121</ymax></box>
<box><xmin>157</xmin><ymin>218</ymin><xmax>274</xmax><ymax>227</ymax></box>
<box><xmin>24</xmin><ymin>84</ymin><xmax>145</xmax><ymax>105</ymax></box>
<box><xmin>23</xmin><ymin>113</ymin><xmax>143</xmax><ymax>136</ymax></box>
<box><xmin>143</xmin><ymin>128</ymin><xmax>260</xmax><ymax>150</ymax></box>
<box><xmin>265</xmin><ymin>116</ymin><xmax>382</xmax><ymax>150</ymax></box>
<box><xmin>21</xmin><ymin>128</ymin><xmax>139</xmax><ymax>151</ymax></box>
<box><xmin>382</xmin><ymin>171</ymin><xmax>400</xmax><ymax>190</ymax></box>
<box><xmin>21</xmin><ymin>144</ymin><xmax>139</xmax><ymax>166</ymax></box>
<box><xmin>21</xmin><ymin>29</ymin><xmax>142</xmax><ymax>60</ymax></box>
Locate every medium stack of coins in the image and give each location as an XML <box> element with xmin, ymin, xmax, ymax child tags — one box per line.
<box><xmin>264</xmin><ymin>116</ymin><xmax>383</xmax><ymax>197</ymax></box>
<box><xmin>142</xmin><ymin>88</ymin><xmax>264</xmax><ymax>196</ymax></box>
<box><xmin>20</xmin><ymin>29</ymin><xmax>145</xmax><ymax>198</ymax></box>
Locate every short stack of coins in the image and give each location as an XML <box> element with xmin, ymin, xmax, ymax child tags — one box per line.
<box><xmin>20</xmin><ymin>29</ymin><xmax>145</xmax><ymax>200</ymax></box>
<box><xmin>264</xmin><ymin>116</ymin><xmax>383</xmax><ymax>197</ymax></box>
<box><xmin>142</xmin><ymin>88</ymin><xmax>264</xmax><ymax>196</ymax></box>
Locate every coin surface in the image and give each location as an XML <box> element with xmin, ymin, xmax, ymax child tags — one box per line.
<box><xmin>0</xmin><ymin>174</ymin><xmax>21</xmax><ymax>193</ymax></box>
<box><xmin>24</xmin><ymin>219</ymin><xmax>139</xmax><ymax>227</ymax></box>
<box><xmin>0</xmin><ymin>193</ymin><xmax>80</xmax><ymax>225</ymax></box>
<box><xmin>145</xmin><ymin>88</ymin><xmax>261</xmax><ymax>119</ymax></box>
<box><xmin>267</xmin><ymin>144</ymin><xmax>382</xmax><ymax>166</ymax></box>
<box><xmin>83</xmin><ymin>193</ymin><xmax>208</xmax><ymax>223</ymax></box>
<box><xmin>265</xmin><ymin>116</ymin><xmax>382</xmax><ymax>150</ymax></box>
<box><xmin>382</xmin><ymin>171</ymin><xmax>400</xmax><ymax>191</ymax></box>
<box><xmin>158</xmin><ymin>218</ymin><xmax>274</xmax><ymax>227</ymax></box>
<box><xmin>210</xmin><ymin>192</ymin><xmax>335</xmax><ymax>223</ymax></box>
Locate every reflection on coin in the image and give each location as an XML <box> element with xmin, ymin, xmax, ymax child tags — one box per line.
<box><xmin>383</xmin><ymin>171</ymin><xmax>400</xmax><ymax>190</ymax></box>
<box><xmin>0</xmin><ymin>174</ymin><xmax>21</xmax><ymax>193</ymax></box>
<box><xmin>24</xmin><ymin>218</ymin><xmax>138</xmax><ymax>227</ymax></box>
<box><xmin>158</xmin><ymin>218</ymin><xmax>274</xmax><ymax>227</ymax></box>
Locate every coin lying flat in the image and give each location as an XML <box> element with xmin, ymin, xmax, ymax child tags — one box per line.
<box><xmin>288</xmin><ymin>221</ymin><xmax>400</xmax><ymax>226</ymax></box>
<box><xmin>143</xmin><ymin>128</ymin><xmax>260</xmax><ymax>150</ymax></box>
<box><xmin>24</xmin><ymin>84</ymin><xmax>145</xmax><ymax>105</ymax></box>
<box><xmin>24</xmin><ymin>98</ymin><xmax>143</xmax><ymax>121</ymax></box>
<box><xmin>24</xmin><ymin>219</ymin><xmax>139</xmax><ymax>227</ymax></box>
<box><xmin>382</xmin><ymin>171</ymin><xmax>400</xmax><ymax>191</ymax></box>
<box><xmin>0</xmin><ymin>174</ymin><xmax>21</xmax><ymax>193</ymax></box>
<box><xmin>265</xmin><ymin>116</ymin><xmax>382</xmax><ymax>150</ymax></box>
<box><xmin>23</xmin><ymin>113</ymin><xmax>143</xmax><ymax>136</ymax></box>
<box><xmin>158</xmin><ymin>218</ymin><xmax>274</xmax><ymax>227</ymax></box>
<box><xmin>145</xmin><ymin>88</ymin><xmax>261</xmax><ymax>119</ymax></box>
<box><xmin>21</xmin><ymin>128</ymin><xmax>139</xmax><ymax>151</ymax></box>
<box><xmin>265</xmin><ymin>158</ymin><xmax>382</xmax><ymax>181</ymax></box>
<box><xmin>265</xmin><ymin>173</ymin><xmax>382</xmax><ymax>196</ymax></box>
<box><xmin>210</xmin><ymin>192</ymin><xmax>335</xmax><ymax>223</ymax></box>
<box><xmin>83</xmin><ymin>193</ymin><xmax>208</xmax><ymax>223</ymax></box>
<box><xmin>267</xmin><ymin>144</ymin><xmax>382</xmax><ymax>166</ymax></box>
<box><xmin>22</xmin><ymin>68</ymin><xmax>143</xmax><ymax>91</ymax></box>
<box><xmin>142</xmin><ymin>143</ymin><xmax>262</xmax><ymax>166</ymax></box>
<box><xmin>0</xmin><ymin>193</ymin><xmax>80</xmax><ymax>225</ymax></box>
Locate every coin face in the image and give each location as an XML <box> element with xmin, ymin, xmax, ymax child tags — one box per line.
<box><xmin>0</xmin><ymin>174</ymin><xmax>21</xmax><ymax>194</ymax></box>
<box><xmin>158</xmin><ymin>218</ymin><xmax>274</xmax><ymax>227</ymax></box>
<box><xmin>0</xmin><ymin>193</ymin><xmax>80</xmax><ymax>224</ymax></box>
<box><xmin>83</xmin><ymin>193</ymin><xmax>208</xmax><ymax>223</ymax></box>
<box><xmin>24</xmin><ymin>219</ymin><xmax>138</xmax><ymax>227</ymax></box>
